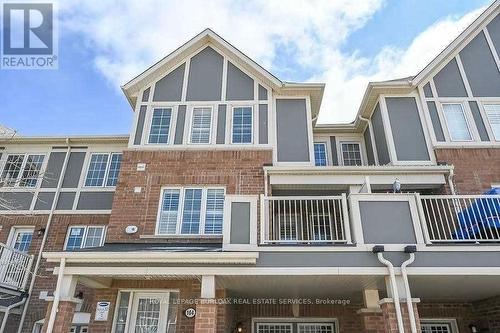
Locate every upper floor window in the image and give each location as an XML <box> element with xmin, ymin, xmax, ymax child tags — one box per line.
<box><xmin>65</xmin><ymin>226</ymin><xmax>106</xmax><ymax>251</ymax></box>
<box><xmin>84</xmin><ymin>153</ymin><xmax>122</xmax><ymax>187</ymax></box>
<box><xmin>190</xmin><ymin>107</ymin><xmax>212</xmax><ymax>144</ymax></box>
<box><xmin>148</xmin><ymin>108</ymin><xmax>172</xmax><ymax>144</ymax></box>
<box><xmin>441</xmin><ymin>103</ymin><xmax>472</xmax><ymax>141</ymax></box>
<box><xmin>340</xmin><ymin>142</ymin><xmax>362</xmax><ymax>166</ymax></box>
<box><xmin>157</xmin><ymin>187</ymin><xmax>225</xmax><ymax>235</ymax></box>
<box><xmin>1</xmin><ymin>154</ymin><xmax>45</xmax><ymax>187</ymax></box>
<box><xmin>8</xmin><ymin>227</ymin><xmax>34</xmax><ymax>252</ymax></box>
<box><xmin>483</xmin><ymin>104</ymin><xmax>500</xmax><ymax>141</ymax></box>
<box><xmin>232</xmin><ymin>106</ymin><xmax>253</xmax><ymax>144</ymax></box>
<box><xmin>314</xmin><ymin>143</ymin><xmax>328</xmax><ymax>166</ymax></box>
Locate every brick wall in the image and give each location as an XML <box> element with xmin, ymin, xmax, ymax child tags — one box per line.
<box><xmin>435</xmin><ymin>148</ymin><xmax>500</xmax><ymax>194</ymax></box>
<box><xmin>107</xmin><ymin>150</ymin><xmax>272</xmax><ymax>242</ymax></box>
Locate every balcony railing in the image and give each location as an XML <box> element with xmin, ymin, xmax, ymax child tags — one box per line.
<box><xmin>419</xmin><ymin>195</ymin><xmax>500</xmax><ymax>243</ymax></box>
<box><xmin>261</xmin><ymin>195</ymin><xmax>351</xmax><ymax>244</ymax></box>
<box><xmin>0</xmin><ymin>243</ymin><xmax>33</xmax><ymax>291</ymax></box>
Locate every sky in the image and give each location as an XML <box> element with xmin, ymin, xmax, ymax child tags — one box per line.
<box><xmin>0</xmin><ymin>0</ymin><xmax>493</xmax><ymax>136</ymax></box>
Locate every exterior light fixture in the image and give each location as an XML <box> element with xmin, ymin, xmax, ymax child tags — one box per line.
<box><xmin>37</xmin><ymin>228</ymin><xmax>46</xmax><ymax>237</ymax></box>
<box><xmin>392</xmin><ymin>178</ymin><xmax>401</xmax><ymax>193</ymax></box>
<box><xmin>468</xmin><ymin>324</ymin><xmax>478</xmax><ymax>333</ymax></box>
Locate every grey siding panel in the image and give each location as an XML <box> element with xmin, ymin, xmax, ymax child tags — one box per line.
<box><xmin>258</xmin><ymin>85</ymin><xmax>268</xmax><ymax>100</ymax></box>
<box><xmin>423</xmin><ymin>82</ymin><xmax>433</xmax><ymax>97</ymax></box>
<box><xmin>41</xmin><ymin>151</ymin><xmax>66</xmax><ymax>188</ymax></box>
<box><xmin>276</xmin><ymin>99</ymin><xmax>310</xmax><ymax>162</ymax></box>
<box><xmin>460</xmin><ymin>31</ymin><xmax>500</xmax><ymax>97</ymax></box>
<box><xmin>226</xmin><ymin>62</ymin><xmax>254</xmax><ymax>100</ymax></box>
<box><xmin>360</xmin><ymin>201</ymin><xmax>416</xmax><ymax>244</ymax></box>
<box><xmin>385</xmin><ymin>97</ymin><xmax>430</xmax><ymax>161</ymax></box>
<box><xmin>364</xmin><ymin>129</ymin><xmax>375</xmax><ymax>165</ymax></box>
<box><xmin>487</xmin><ymin>14</ymin><xmax>500</xmax><ymax>58</ymax></box>
<box><xmin>433</xmin><ymin>58</ymin><xmax>468</xmax><ymax>97</ymax></box>
<box><xmin>371</xmin><ymin>103</ymin><xmax>390</xmax><ymax>165</ymax></box>
<box><xmin>34</xmin><ymin>192</ymin><xmax>55</xmax><ymax>210</ymax></box>
<box><xmin>134</xmin><ymin>106</ymin><xmax>147</xmax><ymax>145</ymax></box>
<box><xmin>216</xmin><ymin>104</ymin><xmax>226</xmax><ymax>144</ymax></box>
<box><xmin>259</xmin><ymin>104</ymin><xmax>268</xmax><ymax>144</ymax></box>
<box><xmin>230</xmin><ymin>202</ymin><xmax>251</xmax><ymax>244</ymax></box>
<box><xmin>469</xmin><ymin>101</ymin><xmax>490</xmax><ymax>141</ymax></box>
<box><xmin>152</xmin><ymin>63</ymin><xmax>185</xmax><ymax>101</ymax></box>
<box><xmin>77</xmin><ymin>192</ymin><xmax>114</xmax><ymax>210</ymax></box>
<box><xmin>186</xmin><ymin>47</ymin><xmax>223</xmax><ymax>101</ymax></box>
<box><xmin>329</xmin><ymin>136</ymin><xmax>338</xmax><ymax>166</ymax></box>
<box><xmin>174</xmin><ymin>105</ymin><xmax>186</xmax><ymax>145</ymax></box>
<box><xmin>62</xmin><ymin>152</ymin><xmax>86</xmax><ymax>188</ymax></box>
<box><xmin>427</xmin><ymin>101</ymin><xmax>446</xmax><ymax>142</ymax></box>
<box><xmin>0</xmin><ymin>192</ymin><xmax>33</xmax><ymax>210</ymax></box>
<box><xmin>56</xmin><ymin>192</ymin><xmax>76</xmax><ymax>210</ymax></box>
<box><xmin>141</xmin><ymin>87</ymin><xmax>150</xmax><ymax>102</ymax></box>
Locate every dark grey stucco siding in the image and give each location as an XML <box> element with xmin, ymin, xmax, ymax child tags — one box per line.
<box><xmin>56</xmin><ymin>192</ymin><xmax>76</xmax><ymax>210</ymax></box>
<box><xmin>186</xmin><ymin>47</ymin><xmax>223</xmax><ymax>101</ymax></box>
<box><xmin>42</xmin><ymin>151</ymin><xmax>66</xmax><ymax>188</ymax></box>
<box><xmin>469</xmin><ymin>101</ymin><xmax>490</xmax><ymax>141</ymax></box>
<box><xmin>34</xmin><ymin>192</ymin><xmax>55</xmax><ymax>210</ymax></box>
<box><xmin>460</xmin><ymin>31</ymin><xmax>500</xmax><ymax>97</ymax></box>
<box><xmin>258</xmin><ymin>85</ymin><xmax>268</xmax><ymax>100</ymax></box>
<box><xmin>329</xmin><ymin>136</ymin><xmax>338</xmax><ymax>166</ymax></box>
<box><xmin>153</xmin><ymin>63</ymin><xmax>185</xmax><ymax>101</ymax></box>
<box><xmin>433</xmin><ymin>58</ymin><xmax>468</xmax><ymax>97</ymax></box>
<box><xmin>226</xmin><ymin>62</ymin><xmax>254</xmax><ymax>101</ymax></box>
<box><xmin>77</xmin><ymin>192</ymin><xmax>114</xmax><ymax>210</ymax></box>
<box><xmin>364</xmin><ymin>129</ymin><xmax>375</xmax><ymax>165</ymax></box>
<box><xmin>371</xmin><ymin>103</ymin><xmax>390</xmax><ymax>165</ymax></box>
<box><xmin>359</xmin><ymin>201</ymin><xmax>416</xmax><ymax>244</ymax></box>
<box><xmin>385</xmin><ymin>97</ymin><xmax>430</xmax><ymax>161</ymax></box>
<box><xmin>487</xmin><ymin>14</ymin><xmax>500</xmax><ymax>58</ymax></box>
<box><xmin>0</xmin><ymin>192</ymin><xmax>33</xmax><ymax>210</ymax></box>
<box><xmin>259</xmin><ymin>104</ymin><xmax>268</xmax><ymax>144</ymax></box>
<box><xmin>174</xmin><ymin>105</ymin><xmax>186</xmax><ymax>144</ymax></box>
<box><xmin>426</xmin><ymin>102</ymin><xmax>445</xmax><ymax>142</ymax></box>
<box><xmin>276</xmin><ymin>99</ymin><xmax>310</xmax><ymax>162</ymax></box>
<box><xmin>230</xmin><ymin>202</ymin><xmax>251</xmax><ymax>244</ymax></box>
<box><xmin>216</xmin><ymin>104</ymin><xmax>226</xmax><ymax>144</ymax></box>
<box><xmin>62</xmin><ymin>152</ymin><xmax>86</xmax><ymax>188</ymax></box>
<box><xmin>134</xmin><ymin>106</ymin><xmax>147</xmax><ymax>145</ymax></box>
<box><xmin>423</xmin><ymin>82</ymin><xmax>433</xmax><ymax>97</ymax></box>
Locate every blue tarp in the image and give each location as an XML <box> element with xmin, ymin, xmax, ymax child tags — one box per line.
<box><xmin>454</xmin><ymin>188</ymin><xmax>500</xmax><ymax>239</ymax></box>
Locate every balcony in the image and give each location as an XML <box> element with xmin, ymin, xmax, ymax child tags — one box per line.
<box><xmin>0</xmin><ymin>243</ymin><xmax>34</xmax><ymax>291</ymax></box>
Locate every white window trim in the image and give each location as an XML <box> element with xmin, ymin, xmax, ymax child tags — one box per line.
<box><xmin>7</xmin><ymin>226</ymin><xmax>34</xmax><ymax>250</ymax></box>
<box><xmin>440</xmin><ymin>102</ymin><xmax>475</xmax><ymax>142</ymax></box>
<box><xmin>313</xmin><ymin>142</ymin><xmax>328</xmax><ymax>166</ymax></box>
<box><xmin>155</xmin><ymin>186</ymin><xmax>225</xmax><ymax>236</ymax></box>
<box><xmin>83</xmin><ymin>152</ymin><xmax>122</xmax><ymax>188</ymax></box>
<box><xmin>188</xmin><ymin>105</ymin><xmax>214</xmax><ymax>145</ymax></box>
<box><xmin>338</xmin><ymin>140</ymin><xmax>364</xmax><ymax>166</ymax></box>
<box><xmin>0</xmin><ymin>153</ymin><xmax>46</xmax><ymax>188</ymax></box>
<box><xmin>481</xmin><ymin>102</ymin><xmax>500</xmax><ymax>141</ymax></box>
<box><xmin>420</xmin><ymin>318</ymin><xmax>458</xmax><ymax>333</ymax></box>
<box><xmin>63</xmin><ymin>225</ymin><xmax>106</xmax><ymax>251</ymax></box>
<box><xmin>146</xmin><ymin>106</ymin><xmax>175</xmax><ymax>145</ymax></box>
<box><xmin>231</xmin><ymin>105</ymin><xmax>254</xmax><ymax>144</ymax></box>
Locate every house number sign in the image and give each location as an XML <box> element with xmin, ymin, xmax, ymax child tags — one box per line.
<box><xmin>184</xmin><ymin>307</ymin><xmax>196</xmax><ymax>318</ymax></box>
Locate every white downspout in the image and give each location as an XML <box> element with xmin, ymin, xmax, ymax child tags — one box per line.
<box><xmin>401</xmin><ymin>253</ymin><xmax>418</xmax><ymax>333</ymax></box>
<box><xmin>448</xmin><ymin>167</ymin><xmax>456</xmax><ymax>195</ymax></box>
<box><xmin>17</xmin><ymin>140</ymin><xmax>72</xmax><ymax>333</ymax></box>
<box><xmin>45</xmin><ymin>258</ymin><xmax>66</xmax><ymax>333</ymax></box>
<box><xmin>0</xmin><ymin>297</ymin><xmax>26</xmax><ymax>333</ymax></box>
<box><xmin>377</xmin><ymin>252</ymin><xmax>405</xmax><ymax>333</ymax></box>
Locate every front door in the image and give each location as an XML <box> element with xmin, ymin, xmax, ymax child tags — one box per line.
<box><xmin>128</xmin><ymin>293</ymin><xmax>169</xmax><ymax>333</ymax></box>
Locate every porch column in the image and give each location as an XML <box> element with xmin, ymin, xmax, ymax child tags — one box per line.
<box><xmin>41</xmin><ymin>273</ymin><xmax>79</xmax><ymax>333</ymax></box>
<box><xmin>358</xmin><ymin>289</ymin><xmax>386</xmax><ymax>333</ymax></box>
<box><xmin>195</xmin><ymin>275</ymin><xmax>218</xmax><ymax>333</ymax></box>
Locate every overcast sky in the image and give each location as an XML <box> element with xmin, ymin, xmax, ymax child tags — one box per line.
<box><xmin>0</xmin><ymin>0</ymin><xmax>492</xmax><ymax>135</ymax></box>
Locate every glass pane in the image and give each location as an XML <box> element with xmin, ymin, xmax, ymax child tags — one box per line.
<box><xmin>181</xmin><ymin>189</ymin><xmax>202</xmax><ymax>234</ymax></box>
<box><xmin>106</xmin><ymin>153</ymin><xmax>122</xmax><ymax>186</ymax></box>
<box><xmin>204</xmin><ymin>189</ymin><xmax>224</xmax><ymax>234</ymax></box>
<box><xmin>421</xmin><ymin>323</ymin><xmax>451</xmax><ymax>333</ymax></box>
<box><xmin>85</xmin><ymin>154</ymin><xmax>109</xmax><ymax>186</ymax></box>
<box><xmin>442</xmin><ymin>104</ymin><xmax>471</xmax><ymax>141</ymax></box>
<box><xmin>135</xmin><ymin>298</ymin><xmax>160</xmax><ymax>333</ymax></box>
<box><xmin>190</xmin><ymin>107</ymin><xmax>212</xmax><ymax>144</ymax></box>
<box><xmin>484</xmin><ymin>104</ymin><xmax>500</xmax><ymax>141</ymax></box>
<box><xmin>158</xmin><ymin>189</ymin><xmax>181</xmax><ymax>235</ymax></box>
<box><xmin>114</xmin><ymin>291</ymin><xmax>131</xmax><ymax>333</ymax></box>
<box><xmin>66</xmin><ymin>227</ymin><xmax>85</xmax><ymax>251</ymax></box>
<box><xmin>298</xmin><ymin>323</ymin><xmax>335</xmax><ymax>333</ymax></box>
<box><xmin>257</xmin><ymin>324</ymin><xmax>292</xmax><ymax>333</ymax></box>
<box><xmin>232</xmin><ymin>107</ymin><xmax>253</xmax><ymax>143</ymax></box>
<box><xmin>149</xmin><ymin>108</ymin><xmax>172</xmax><ymax>144</ymax></box>
<box><xmin>20</xmin><ymin>154</ymin><xmax>44</xmax><ymax>187</ymax></box>
<box><xmin>1</xmin><ymin>154</ymin><xmax>24</xmax><ymax>187</ymax></box>
<box><xmin>13</xmin><ymin>231</ymin><xmax>33</xmax><ymax>252</ymax></box>
<box><xmin>341</xmin><ymin>143</ymin><xmax>362</xmax><ymax>166</ymax></box>
<box><xmin>83</xmin><ymin>227</ymin><xmax>104</xmax><ymax>248</ymax></box>
<box><xmin>166</xmin><ymin>292</ymin><xmax>178</xmax><ymax>333</ymax></box>
<box><xmin>314</xmin><ymin>143</ymin><xmax>327</xmax><ymax>166</ymax></box>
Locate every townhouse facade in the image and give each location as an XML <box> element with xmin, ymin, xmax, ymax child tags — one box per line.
<box><xmin>1</xmin><ymin>1</ymin><xmax>500</xmax><ymax>333</ymax></box>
